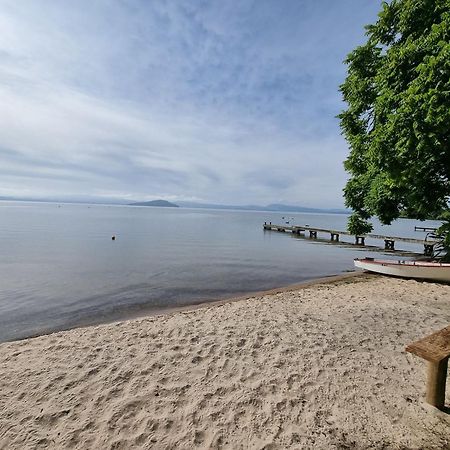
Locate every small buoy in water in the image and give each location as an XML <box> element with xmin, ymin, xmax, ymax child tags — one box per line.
<box><xmin>112</xmin><ymin>235</ymin><xmax>116</xmax><ymax>241</ymax></box>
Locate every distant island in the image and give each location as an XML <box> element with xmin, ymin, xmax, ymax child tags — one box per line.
<box><xmin>129</xmin><ymin>200</ymin><xmax>179</xmax><ymax>208</ymax></box>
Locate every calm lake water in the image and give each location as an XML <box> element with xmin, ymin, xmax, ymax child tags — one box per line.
<box><xmin>0</xmin><ymin>201</ymin><xmax>442</xmax><ymax>342</ymax></box>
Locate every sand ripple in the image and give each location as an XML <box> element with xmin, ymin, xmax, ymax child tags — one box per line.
<box><xmin>1</xmin><ymin>275</ymin><xmax>449</xmax><ymax>449</ymax></box>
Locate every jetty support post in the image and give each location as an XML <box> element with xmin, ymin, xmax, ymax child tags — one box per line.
<box><xmin>384</xmin><ymin>239</ymin><xmax>395</xmax><ymax>250</ymax></box>
<box><xmin>424</xmin><ymin>244</ymin><xmax>434</xmax><ymax>257</ymax></box>
<box><xmin>330</xmin><ymin>232</ymin><xmax>339</xmax><ymax>242</ymax></box>
<box><xmin>355</xmin><ymin>236</ymin><xmax>365</xmax><ymax>245</ymax></box>
<box><xmin>309</xmin><ymin>230</ymin><xmax>317</xmax><ymax>239</ymax></box>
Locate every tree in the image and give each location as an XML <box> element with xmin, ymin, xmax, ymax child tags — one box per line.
<box><xmin>339</xmin><ymin>0</ymin><xmax>450</xmax><ymax>251</ymax></box>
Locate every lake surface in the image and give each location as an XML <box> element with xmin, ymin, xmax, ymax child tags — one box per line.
<box><xmin>0</xmin><ymin>201</ymin><xmax>442</xmax><ymax>342</ymax></box>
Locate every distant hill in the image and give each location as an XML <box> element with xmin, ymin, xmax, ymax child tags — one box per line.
<box><xmin>129</xmin><ymin>200</ymin><xmax>179</xmax><ymax>208</ymax></box>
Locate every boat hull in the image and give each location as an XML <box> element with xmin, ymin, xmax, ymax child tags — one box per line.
<box><xmin>354</xmin><ymin>259</ymin><xmax>450</xmax><ymax>282</ymax></box>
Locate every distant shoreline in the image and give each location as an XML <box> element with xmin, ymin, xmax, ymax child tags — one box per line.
<box><xmin>0</xmin><ymin>198</ymin><xmax>349</xmax><ymax>215</ymax></box>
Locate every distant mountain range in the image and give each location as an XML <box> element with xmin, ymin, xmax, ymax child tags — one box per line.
<box><xmin>176</xmin><ymin>201</ymin><xmax>348</xmax><ymax>214</ymax></box>
<box><xmin>0</xmin><ymin>196</ymin><xmax>348</xmax><ymax>214</ymax></box>
<box><xmin>129</xmin><ymin>200</ymin><xmax>179</xmax><ymax>208</ymax></box>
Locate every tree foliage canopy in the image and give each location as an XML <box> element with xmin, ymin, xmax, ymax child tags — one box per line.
<box><xmin>339</xmin><ymin>0</ymin><xmax>450</xmax><ymax>240</ymax></box>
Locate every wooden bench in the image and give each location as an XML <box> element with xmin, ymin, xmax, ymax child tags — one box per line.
<box><xmin>405</xmin><ymin>325</ymin><xmax>450</xmax><ymax>410</ymax></box>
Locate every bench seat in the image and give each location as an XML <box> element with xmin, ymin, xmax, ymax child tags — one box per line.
<box><xmin>406</xmin><ymin>325</ymin><xmax>450</xmax><ymax>410</ymax></box>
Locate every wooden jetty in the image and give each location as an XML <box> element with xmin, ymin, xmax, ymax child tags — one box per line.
<box><xmin>263</xmin><ymin>223</ymin><xmax>438</xmax><ymax>256</ymax></box>
<box><xmin>414</xmin><ymin>225</ymin><xmax>438</xmax><ymax>232</ymax></box>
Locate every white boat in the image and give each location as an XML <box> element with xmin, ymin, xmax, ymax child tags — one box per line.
<box><xmin>354</xmin><ymin>258</ymin><xmax>450</xmax><ymax>282</ymax></box>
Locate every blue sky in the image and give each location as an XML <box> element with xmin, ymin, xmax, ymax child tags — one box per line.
<box><xmin>0</xmin><ymin>0</ymin><xmax>381</xmax><ymax>207</ymax></box>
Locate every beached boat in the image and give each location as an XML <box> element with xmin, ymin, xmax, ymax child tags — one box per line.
<box><xmin>354</xmin><ymin>258</ymin><xmax>450</xmax><ymax>282</ymax></box>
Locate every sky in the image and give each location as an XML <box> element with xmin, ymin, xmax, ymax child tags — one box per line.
<box><xmin>0</xmin><ymin>0</ymin><xmax>382</xmax><ymax>208</ymax></box>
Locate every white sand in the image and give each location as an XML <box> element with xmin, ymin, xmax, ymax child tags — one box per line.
<box><xmin>1</xmin><ymin>274</ymin><xmax>449</xmax><ymax>449</ymax></box>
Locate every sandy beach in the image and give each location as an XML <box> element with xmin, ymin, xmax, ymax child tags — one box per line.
<box><xmin>1</xmin><ymin>274</ymin><xmax>449</xmax><ymax>449</ymax></box>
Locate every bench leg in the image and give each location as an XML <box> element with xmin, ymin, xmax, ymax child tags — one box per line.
<box><xmin>426</xmin><ymin>358</ymin><xmax>448</xmax><ymax>409</ymax></box>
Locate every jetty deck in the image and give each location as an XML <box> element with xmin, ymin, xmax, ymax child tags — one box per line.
<box><xmin>414</xmin><ymin>226</ymin><xmax>438</xmax><ymax>232</ymax></box>
<box><xmin>263</xmin><ymin>223</ymin><xmax>438</xmax><ymax>256</ymax></box>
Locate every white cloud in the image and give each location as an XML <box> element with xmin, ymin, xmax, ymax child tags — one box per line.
<box><xmin>0</xmin><ymin>0</ymin><xmax>380</xmax><ymax>207</ymax></box>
